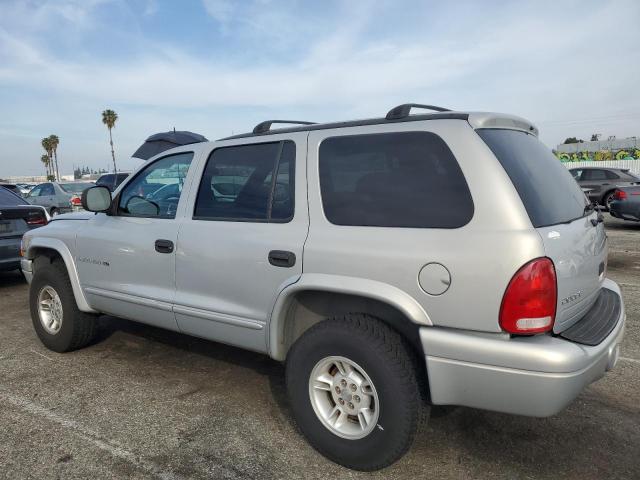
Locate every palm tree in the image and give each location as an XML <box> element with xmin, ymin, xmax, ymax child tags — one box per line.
<box><xmin>41</xmin><ymin>137</ymin><xmax>54</xmax><ymax>180</ymax></box>
<box><xmin>48</xmin><ymin>134</ymin><xmax>60</xmax><ymax>181</ymax></box>
<box><xmin>40</xmin><ymin>154</ymin><xmax>50</xmax><ymax>178</ymax></box>
<box><xmin>102</xmin><ymin>109</ymin><xmax>118</xmax><ymax>173</ymax></box>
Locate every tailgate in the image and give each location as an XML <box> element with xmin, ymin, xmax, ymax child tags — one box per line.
<box><xmin>0</xmin><ymin>206</ymin><xmax>48</xmax><ymax>238</ymax></box>
<box><xmin>537</xmin><ymin>215</ymin><xmax>607</xmax><ymax>333</ymax></box>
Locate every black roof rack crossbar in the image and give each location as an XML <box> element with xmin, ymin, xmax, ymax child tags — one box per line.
<box><xmin>385</xmin><ymin>103</ymin><xmax>451</xmax><ymax>120</ymax></box>
<box><xmin>253</xmin><ymin>120</ymin><xmax>316</xmax><ymax>134</ymax></box>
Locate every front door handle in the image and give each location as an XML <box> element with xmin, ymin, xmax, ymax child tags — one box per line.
<box><xmin>155</xmin><ymin>239</ymin><xmax>174</xmax><ymax>254</ymax></box>
<box><xmin>268</xmin><ymin>250</ymin><xmax>296</xmax><ymax>268</ymax></box>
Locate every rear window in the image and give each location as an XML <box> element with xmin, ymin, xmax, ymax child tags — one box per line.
<box><xmin>319</xmin><ymin>131</ymin><xmax>474</xmax><ymax>228</ymax></box>
<box><xmin>478</xmin><ymin>129</ymin><xmax>588</xmax><ymax>228</ymax></box>
<box><xmin>0</xmin><ymin>187</ymin><xmax>24</xmax><ymax>205</ymax></box>
<box><xmin>59</xmin><ymin>183</ymin><xmax>94</xmax><ymax>193</ymax></box>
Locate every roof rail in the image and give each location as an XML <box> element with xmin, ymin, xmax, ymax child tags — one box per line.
<box><xmin>253</xmin><ymin>120</ymin><xmax>316</xmax><ymax>134</ymax></box>
<box><xmin>385</xmin><ymin>103</ymin><xmax>451</xmax><ymax>120</ymax></box>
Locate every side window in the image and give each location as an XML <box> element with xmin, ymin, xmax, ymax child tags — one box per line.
<box><xmin>584</xmin><ymin>170</ymin><xmax>607</xmax><ymax>181</ymax></box>
<box><xmin>40</xmin><ymin>184</ymin><xmax>55</xmax><ymax>195</ymax></box>
<box><xmin>319</xmin><ymin>131</ymin><xmax>473</xmax><ymax>228</ymax></box>
<box><xmin>194</xmin><ymin>140</ymin><xmax>295</xmax><ymax>222</ymax></box>
<box><xmin>29</xmin><ymin>186</ymin><xmax>42</xmax><ymax>197</ymax></box>
<box><xmin>570</xmin><ymin>169</ymin><xmax>583</xmax><ymax>180</ymax></box>
<box><xmin>118</xmin><ymin>152</ymin><xmax>193</xmax><ymax>218</ymax></box>
<box><xmin>605</xmin><ymin>170</ymin><xmax>620</xmax><ymax>180</ymax></box>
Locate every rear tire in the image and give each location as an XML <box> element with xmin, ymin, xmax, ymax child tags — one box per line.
<box><xmin>603</xmin><ymin>191</ymin><xmax>616</xmax><ymax>211</ymax></box>
<box><xmin>30</xmin><ymin>258</ymin><xmax>98</xmax><ymax>352</ymax></box>
<box><xmin>286</xmin><ymin>314</ymin><xmax>423</xmax><ymax>471</ymax></box>
<box><xmin>49</xmin><ymin>207</ymin><xmax>58</xmax><ymax>217</ymax></box>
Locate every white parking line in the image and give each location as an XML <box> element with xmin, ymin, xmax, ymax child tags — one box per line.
<box><xmin>0</xmin><ymin>390</ymin><xmax>184</xmax><ymax>480</ymax></box>
<box><xmin>30</xmin><ymin>349</ymin><xmax>54</xmax><ymax>361</ymax></box>
<box><xmin>620</xmin><ymin>356</ymin><xmax>640</xmax><ymax>365</ymax></box>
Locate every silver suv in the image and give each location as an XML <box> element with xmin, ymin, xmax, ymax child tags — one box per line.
<box><xmin>20</xmin><ymin>104</ymin><xmax>625</xmax><ymax>471</ymax></box>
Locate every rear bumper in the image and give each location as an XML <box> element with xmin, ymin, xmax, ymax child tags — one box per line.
<box><xmin>609</xmin><ymin>201</ymin><xmax>640</xmax><ymax>221</ymax></box>
<box><xmin>421</xmin><ymin>278</ymin><xmax>625</xmax><ymax>417</ymax></box>
<box><xmin>0</xmin><ymin>237</ymin><xmax>22</xmax><ymax>271</ymax></box>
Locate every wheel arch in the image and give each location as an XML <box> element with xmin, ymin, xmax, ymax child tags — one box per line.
<box><xmin>26</xmin><ymin>238</ymin><xmax>96</xmax><ymax>313</ymax></box>
<box><xmin>268</xmin><ymin>274</ymin><xmax>431</xmax><ymax>362</ymax></box>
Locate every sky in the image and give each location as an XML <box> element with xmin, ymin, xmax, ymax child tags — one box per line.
<box><xmin>0</xmin><ymin>0</ymin><xmax>639</xmax><ymax>177</ymax></box>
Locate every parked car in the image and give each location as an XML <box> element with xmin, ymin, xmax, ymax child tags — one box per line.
<box><xmin>569</xmin><ymin>167</ymin><xmax>640</xmax><ymax>209</ymax></box>
<box><xmin>0</xmin><ymin>183</ymin><xmax>25</xmax><ymax>197</ymax></box>
<box><xmin>95</xmin><ymin>173</ymin><xmax>129</xmax><ymax>192</ymax></box>
<box><xmin>20</xmin><ymin>104</ymin><xmax>625</xmax><ymax>471</ymax></box>
<box><xmin>26</xmin><ymin>182</ymin><xmax>95</xmax><ymax>216</ymax></box>
<box><xmin>609</xmin><ymin>186</ymin><xmax>640</xmax><ymax>222</ymax></box>
<box><xmin>0</xmin><ymin>186</ymin><xmax>48</xmax><ymax>272</ymax></box>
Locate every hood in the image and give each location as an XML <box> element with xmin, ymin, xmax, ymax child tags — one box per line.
<box><xmin>50</xmin><ymin>211</ymin><xmax>95</xmax><ymax>221</ymax></box>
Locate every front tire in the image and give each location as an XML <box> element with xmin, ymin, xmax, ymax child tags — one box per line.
<box><xmin>30</xmin><ymin>258</ymin><xmax>98</xmax><ymax>352</ymax></box>
<box><xmin>286</xmin><ymin>314</ymin><xmax>423</xmax><ymax>471</ymax></box>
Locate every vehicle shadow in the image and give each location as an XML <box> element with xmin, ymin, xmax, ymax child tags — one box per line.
<box><xmin>0</xmin><ymin>270</ymin><xmax>26</xmax><ymax>288</ymax></box>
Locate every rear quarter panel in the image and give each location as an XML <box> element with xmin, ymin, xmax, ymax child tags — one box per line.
<box><xmin>304</xmin><ymin>120</ymin><xmax>544</xmax><ymax>333</ymax></box>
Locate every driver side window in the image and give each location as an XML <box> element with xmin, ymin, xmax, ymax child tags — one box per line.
<box><xmin>118</xmin><ymin>152</ymin><xmax>194</xmax><ymax>218</ymax></box>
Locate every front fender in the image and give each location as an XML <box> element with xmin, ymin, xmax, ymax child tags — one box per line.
<box><xmin>26</xmin><ymin>237</ymin><xmax>96</xmax><ymax>313</ymax></box>
<box><xmin>267</xmin><ymin>273</ymin><xmax>432</xmax><ymax>360</ymax></box>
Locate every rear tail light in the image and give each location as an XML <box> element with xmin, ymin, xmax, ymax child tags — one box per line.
<box><xmin>25</xmin><ymin>214</ymin><xmax>47</xmax><ymax>226</ymax></box>
<box><xmin>70</xmin><ymin>195</ymin><xmax>82</xmax><ymax>206</ymax></box>
<box><xmin>499</xmin><ymin>257</ymin><xmax>557</xmax><ymax>334</ymax></box>
<box><xmin>614</xmin><ymin>190</ymin><xmax>627</xmax><ymax>200</ymax></box>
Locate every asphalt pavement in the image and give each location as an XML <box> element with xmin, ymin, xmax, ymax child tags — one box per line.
<box><xmin>0</xmin><ymin>215</ymin><xmax>638</xmax><ymax>479</ymax></box>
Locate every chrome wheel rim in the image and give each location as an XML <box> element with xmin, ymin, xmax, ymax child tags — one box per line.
<box><xmin>38</xmin><ymin>286</ymin><xmax>63</xmax><ymax>334</ymax></box>
<box><xmin>308</xmin><ymin>356</ymin><xmax>380</xmax><ymax>440</ymax></box>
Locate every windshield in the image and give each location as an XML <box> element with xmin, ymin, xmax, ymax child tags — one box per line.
<box><xmin>477</xmin><ymin>129</ymin><xmax>589</xmax><ymax>228</ymax></box>
<box><xmin>0</xmin><ymin>187</ymin><xmax>25</xmax><ymax>205</ymax></box>
<box><xmin>59</xmin><ymin>183</ymin><xmax>94</xmax><ymax>194</ymax></box>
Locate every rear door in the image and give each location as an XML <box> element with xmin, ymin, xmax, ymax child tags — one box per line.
<box><xmin>478</xmin><ymin>129</ymin><xmax>606</xmax><ymax>332</ymax></box>
<box><xmin>173</xmin><ymin>133</ymin><xmax>308</xmax><ymax>352</ymax></box>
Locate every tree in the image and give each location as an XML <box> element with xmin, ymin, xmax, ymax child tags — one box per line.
<box><xmin>563</xmin><ymin>137</ymin><xmax>584</xmax><ymax>144</ymax></box>
<box><xmin>40</xmin><ymin>154</ymin><xmax>50</xmax><ymax>177</ymax></box>
<box><xmin>590</xmin><ymin>134</ymin><xmax>601</xmax><ymax>142</ymax></box>
<box><xmin>41</xmin><ymin>137</ymin><xmax>55</xmax><ymax>180</ymax></box>
<box><xmin>48</xmin><ymin>134</ymin><xmax>60</xmax><ymax>181</ymax></box>
<box><xmin>102</xmin><ymin>109</ymin><xmax>118</xmax><ymax>173</ymax></box>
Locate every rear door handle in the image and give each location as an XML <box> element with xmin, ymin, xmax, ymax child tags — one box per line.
<box><xmin>268</xmin><ymin>250</ymin><xmax>296</xmax><ymax>268</ymax></box>
<box><xmin>155</xmin><ymin>239</ymin><xmax>174</xmax><ymax>254</ymax></box>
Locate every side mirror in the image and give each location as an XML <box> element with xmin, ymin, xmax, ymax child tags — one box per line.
<box><xmin>81</xmin><ymin>186</ymin><xmax>112</xmax><ymax>213</ymax></box>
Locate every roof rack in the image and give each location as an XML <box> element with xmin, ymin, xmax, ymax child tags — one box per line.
<box><xmin>385</xmin><ymin>103</ymin><xmax>451</xmax><ymax>120</ymax></box>
<box><xmin>253</xmin><ymin>120</ymin><xmax>316</xmax><ymax>134</ymax></box>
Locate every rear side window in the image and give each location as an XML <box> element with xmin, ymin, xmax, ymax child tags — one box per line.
<box><xmin>0</xmin><ymin>187</ymin><xmax>24</xmax><ymax>205</ymax></box>
<box><xmin>194</xmin><ymin>140</ymin><xmax>295</xmax><ymax>222</ymax></box>
<box><xmin>478</xmin><ymin>129</ymin><xmax>588</xmax><ymax>228</ymax></box>
<box><xmin>319</xmin><ymin>131</ymin><xmax>473</xmax><ymax>228</ymax></box>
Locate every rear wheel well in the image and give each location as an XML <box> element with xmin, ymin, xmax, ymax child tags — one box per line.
<box><xmin>277</xmin><ymin>290</ymin><xmax>424</xmax><ymax>361</ymax></box>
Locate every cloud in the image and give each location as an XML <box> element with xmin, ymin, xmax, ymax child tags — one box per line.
<box><xmin>0</xmin><ymin>0</ymin><xmax>639</xmax><ymax>176</ymax></box>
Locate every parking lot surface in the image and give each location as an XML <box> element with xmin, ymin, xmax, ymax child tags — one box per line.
<box><xmin>0</xmin><ymin>215</ymin><xmax>638</xmax><ymax>480</ymax></box>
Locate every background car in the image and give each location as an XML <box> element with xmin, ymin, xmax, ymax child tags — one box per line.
<box><xmin>0</xmin><ymin>186</ymin><xmax>48</xmax><ymax>272</ymax></box>
<box><xmin>26</xmin><ymin>181</ymin><xmax>95</xmax><ymax>216</ymax></box>
<box><xmin>95</xmin><ymin>172</ymin><xmax>129</xmax><ymax>192</ymax></box>
<box><xmin>569</xmin><ymin>167</ymin><xmax>640</xmax><ymax>209</ymax></box>
<box><xmin>0</xmin><ymin>183</ymin><xmax>25</xmax><ymax>197</ymax></box>
<box><xmin>609</xmin><ymin>186</ymin><xmax>640</xmax><ymax>222</ymax></box>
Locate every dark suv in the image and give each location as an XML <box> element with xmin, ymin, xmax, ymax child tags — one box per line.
<box><xmin>569</xmin><ymin>167</ymin><xmax>640</xmax><ymax>209</ymax></box>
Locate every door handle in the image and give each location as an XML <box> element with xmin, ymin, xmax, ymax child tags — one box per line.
<box><xmin>155</xmin><ymin>239</ymin><xmax>174</xmax><ymax>254</ymax></box>
<box><xmin>268</xmin><ymin>250</ymin><xmax>296</xmax><ymax>268</ymax></box>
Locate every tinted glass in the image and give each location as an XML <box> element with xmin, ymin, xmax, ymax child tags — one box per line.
<box><xmin>194</xmin><ymin>141</ymin><xmax>295</xmax><ymax>222</ymax></box>
<box><xmin>118</xmin><ymin>152</ymin><xmax>193</xmax><ymax>218</ymax></box>
<box><xmin>59</xmin><ymin>183</ymin><xmax>94</xmax><ymax>193</ymax></box>
<box><xmin>478</xmin><ymin>129</ymin><xmax>588</xmax><ymax>228</ymax></box>
<box><xmin>569</xmin><ymin>169</ymin><xmax>582</xmax><ymax>180</ymax></box>
<box><xmin>0</xmin><ymin>187</ymin><xmax>24</xmax><ymax>205</ymax></box>
<box><xmin>96</xmin><ymin>175</ymin><xmax>114</xmax><ymax>186</ymax></box>
<box><xmin>319</xmin><ymin>132</ymin><xmax>473</xmax><ymax>228</ymax></box>
<box><xmin>605</xmin><ymin>170</ymin><xmax>619</xmax><ymax>180</ymax></box>
<box><xmin>40</xmin><ymin>184</ymin><xmax>55</xmax><ymax>195</ymax></box>
<box><xmin>583</xmin><ymin>170</ymin><xmax>607</xmax><ymax>181</ymax></box>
